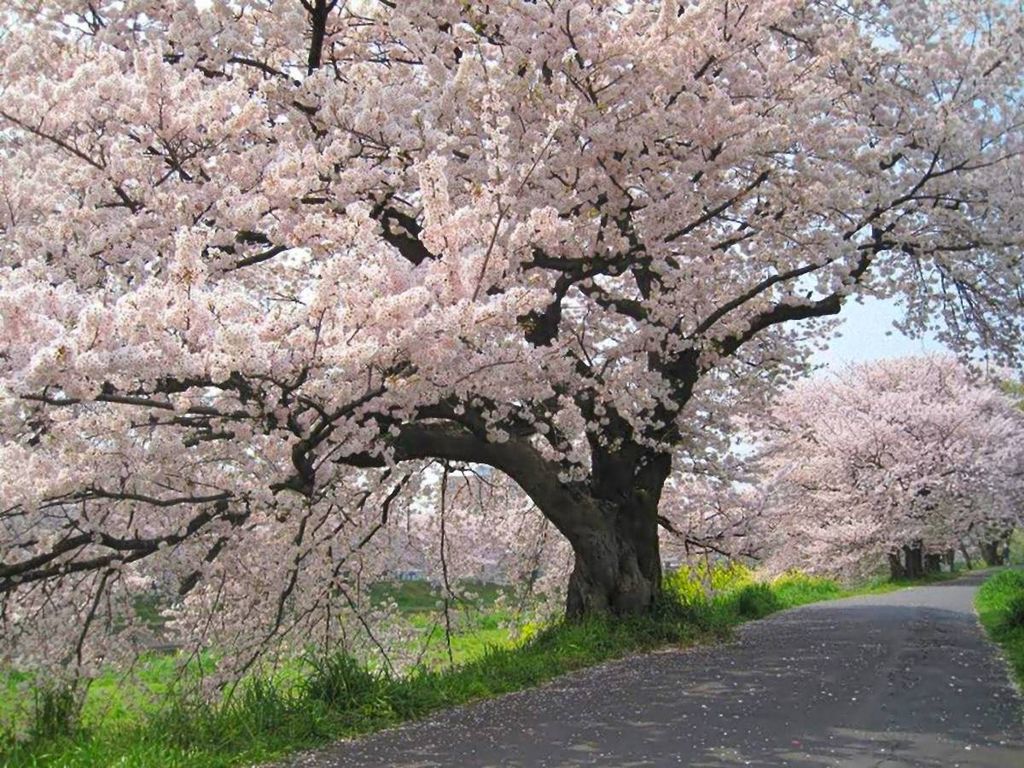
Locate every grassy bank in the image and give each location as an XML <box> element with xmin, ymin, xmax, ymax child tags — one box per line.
<box><xmin>0</xmin><ymin>567</ymin><xmax>959</xmax><ymax>768</ymax></box>
<box><xmin>975</xmin><ymin>569</ymin><xmax>1024</xmax><ymax>688</ymax></box>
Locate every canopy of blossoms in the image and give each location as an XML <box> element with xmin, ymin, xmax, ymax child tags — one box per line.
<box><xmin>1</xmin><ymin>0</ymin><xmax>1022</xmax><ymax>681</ymax></box>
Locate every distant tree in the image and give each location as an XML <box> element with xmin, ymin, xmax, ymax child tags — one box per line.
<box><xmin>755</xmin><ymin>357</ymin><xmax>1024</xmax><ymax>580</ymax></box>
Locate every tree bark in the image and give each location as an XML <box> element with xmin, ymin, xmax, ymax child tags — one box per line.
<box><xmin>923</xmin><ymin>553</ymin><xmax>942</xmax><ymax>574</ymax></box>
<box><xmin>563</xmin><ymin>499</ymin><xmax>663</xmax><ymax>617</ymax></box>
<box><xmin>561</xmin><ymin>452</ymin><xmax>671</xmax><ymax>618</ymax></box>
<box><xmin>888</xmin><ymin>551</ymin><xmax>907</xmax><ymax>580</ymax></box>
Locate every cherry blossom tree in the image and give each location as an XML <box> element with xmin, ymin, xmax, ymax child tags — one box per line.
<box><xmin>2</xmin><ymin>0</ymin><xmax>1023</xmax><ymax>676</ymax></box>
<box><xmin>754</xmin><ymin>356</ymin><xmax>1024</xmax><ymax>580</ymax></box>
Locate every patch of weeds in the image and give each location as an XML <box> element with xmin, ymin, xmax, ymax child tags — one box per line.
<box><xmin>732</xmin><ymin>584</ymin><xmax>783</xmax><ymax>620</ymax></box>
<box><xmin>29</xmin><ymin>682</ymin><xmax>82</xmax><ymax>743</ymax></box>
<box><xmin>664</xmin><ymin>560</ymin><xmax>754</xmax><ymax>605</ymax></box>
<box><xmin>771</xmin><ymin>572</ymin><xmax>842</xmax><ymax>607</ymax></box>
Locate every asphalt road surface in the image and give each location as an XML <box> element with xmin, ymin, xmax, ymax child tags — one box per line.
<box><xmin>284</xmin><ymin>572</ymin><xmax>1023</xmax><ymax>767</ymax></box>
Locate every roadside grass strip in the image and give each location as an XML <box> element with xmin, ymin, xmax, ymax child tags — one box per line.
<box><xmin>976</xmin><ymin>569</ymin><xmax>1024</xmax><ymax>689</ymax></box>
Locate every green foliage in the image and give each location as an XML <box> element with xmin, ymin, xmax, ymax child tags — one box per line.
<box><xmin>663</xmin><ymin>559</ymin><xmax>754</xmax><ymax>605</ymax></box>
<box><xmin>301</xmin><ymin>652</ymin><xmax>385</xmax><ymax>711</ymax></box>
<box><xmin>732</xmin><ymin>584</ymin><xmax>783</xmax><ymax>619</ymax></box>
<box><xmin>975</xmin><ymin>569</ymin><xmax>1024</xmax><ymax>687</ymax></box>
<box><xmin>1005</xmin><ymin>593</ymin><xmax>1024</xmax><ymax>629</ymax></box>
<box><xmin>28</xmin><ymin>683</ymin><xmax>81</xmax><ymax>743</ymax></box>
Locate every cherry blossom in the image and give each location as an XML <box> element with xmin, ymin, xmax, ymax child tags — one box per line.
<box><xmin>1</xmin><ymin>1</ymin><xmax>1022</xmax><ymax>679</ymax></box>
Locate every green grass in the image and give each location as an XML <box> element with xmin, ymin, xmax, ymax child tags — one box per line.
<box><xmin>975</xmin><ymin>569</ymin><xmax>1024</xmax><ymax>688</ymax></box>
<box><xmin>770</xmin><ymin>571</ymin><xmax>843</xmax><ymax>605</ymax></box>
<box><xmin>1</xmin><ymin>568</ymin><xmax>969</xmax><ymax>768</ymax></box>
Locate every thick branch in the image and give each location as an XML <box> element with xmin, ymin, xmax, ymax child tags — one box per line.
<box><xmin>715</xmin><ymin>250</ymin><xmax>873</xmax><ymax>360</ymax></box>
<box><xmin>303</xmin><ymin>0</ymin><xmax>338</xmax><ymax>74</ymax></box>
<box><xmin>342</xmin><ymin>422</ymin><xmax>591</xmax><ymax>538</ymax></box>
<box><xmin>375</xmin><ymin>205</ymin><xmax>436</xmax><ymax>265</ymax></box>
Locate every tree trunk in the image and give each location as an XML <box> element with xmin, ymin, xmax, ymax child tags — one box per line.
<box><xmin>923</xmin><ymin>553</ymin><xmax>942</xmax><ymax>574</ymax></box>
<box><xmin>944</xmin><ymin>548</ymin><xmax>955</xmax><ymax>572</ymax></box>
<box><xmin>564</xmin><ymin>510</ymin><xmax>662</xmax><ymax>617</ymax></box>
<box><xmin>386</xmin><ymin>419</ymin><xmax>672</xmax><ymax>620</ymax></box>
<box><xmin>980</xmin><ymin>540</ymin><xmax>1005</xmax><ymax>567</ymax></box>
<box><xmin>902</xmin><ymin>542</ymin><xmax>924</xmax><ymax>579</ymax></box>
<box><xmin>560</xmin><ymin>451</ymin><xmax>671</xmax><ymax>618</ymax></box>
<box><xmin>888</xmin><ymin>551</ymin><xmax>907</xmax><ymax>580</ymax></box>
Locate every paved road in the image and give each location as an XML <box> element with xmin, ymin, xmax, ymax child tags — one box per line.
<box><xmin>285</xmin><ymin>572</ymin><xmax>1023</xmax><ymax>767</ymax></box>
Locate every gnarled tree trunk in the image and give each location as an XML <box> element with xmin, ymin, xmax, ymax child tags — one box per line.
<box><xmin>563</xmin><ymin>498</ymin><xmax>663</xmax><ymax>618</ymax></box>
<box><xmin>558</xmin><ymin>451</ymin><xmax>671</xmax><ymax>618</ymax></box>
<box><xmin>390</xmin><ymin>422</ymin><xmax>673</xmax><ymax>619</ymax></box>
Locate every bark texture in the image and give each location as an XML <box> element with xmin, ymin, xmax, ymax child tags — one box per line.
<box><xmin>561</xmin><ymin>452</ymin><xmax>671</xmax><ymax>618</ymax></box>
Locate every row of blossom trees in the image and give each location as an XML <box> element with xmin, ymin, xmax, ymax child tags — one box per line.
<box><xmin>750</xmin><ymin>356</ymin><xmax>1024</xmax><ymax>580</ymax></box>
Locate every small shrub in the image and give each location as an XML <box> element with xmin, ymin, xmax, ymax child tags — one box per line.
<box><xmin>301</xmin><ymin>652</ymin><xmax>386</xmax><ymax>712</ymax></box>
<box><xmin>231</xmin><ymin>677</ymin><xmax>292</xmax><ymax>736</ymax></box>
<box><xmin>733</xmin><ymin>584</ymin><xmax>783</xmax><ymax>620</ymax></box>
<box><xmin>664</xmin><ymin>560</ymin><xmax>754</xmax><ymax>605</ymax></box>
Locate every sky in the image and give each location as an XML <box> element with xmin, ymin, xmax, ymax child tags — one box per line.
<box><xmin>810</xmin><ymin>297</ymin><xmax>947</xmax><ymax>372</ymax></box>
